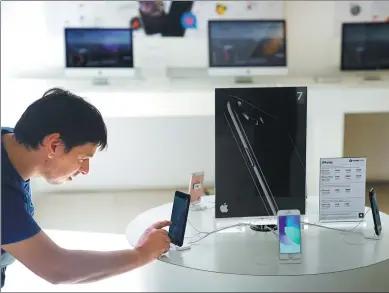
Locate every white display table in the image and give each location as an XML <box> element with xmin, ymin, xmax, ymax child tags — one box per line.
<box><xmin>126</xmin><ymin>195</ymin><xmax>389</xmax><ymax>291</ymax></box>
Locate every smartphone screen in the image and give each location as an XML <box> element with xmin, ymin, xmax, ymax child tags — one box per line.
<box><xmin>369</xmin><ymin>189</ymin><xmax>382</xmax><ymax>236</ymax></box>
<box><xmin>278</xmin><ymin>214</ymin><xmax>301</xmax><ymax>255</ymax></box>
<box><xmin>168</xmin><ymin>191</ymin><xmax>190</xmax><ymax>246</ymax></box>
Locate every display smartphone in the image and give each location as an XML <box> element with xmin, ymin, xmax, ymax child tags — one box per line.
<box><xmin>369</xmin><ymin>188</ymin><xmax>382</xmax><ymax>237</ymax></box>
<box><xmin>168</xmin><ymin>191</ymin><xmax>191</xmax><ymax>247</ymax></box>
<box><xmin>225</xmin><ymin>95</ymin><xmax>306</xmax><ymax>216</ymax></box>
<box><xmin>138</xmin><ymin>0</ymin><xmax>167</xmax><ymax>35</ymax></box>
<box><xmin>162</xmin><ymin>1</ymin><xmax>194</xmax><ymax>37</ymax></box>
<box><xmin>277</xmin><ymin>210</ymin><xmax>302</xmax><ymax>263</ymax></box>
<box><xmin>189</xmin><ymin>171</ymin><xmax>205</xmax><ymax>204</ymax></box>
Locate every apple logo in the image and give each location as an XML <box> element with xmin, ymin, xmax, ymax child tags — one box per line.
<box><xmin>220</xmin><ymin>203</ymin><xmax>228</xmax><ymax>213</ymax></box>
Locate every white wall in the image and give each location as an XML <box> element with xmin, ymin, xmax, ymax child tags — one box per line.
<box><xmin>34</xmin><ymin>116</ymin><xmax>215</xmax><ymax>192</ymax></box>
<box><xmin>285</xmin><ymin>1</ymin><xmax>338</xmax><ymax>76</ymax></box>
<box><xmin>1</xmin><ymin>1</ymin><xmax>381</xmax><ymax>78</ymax></box>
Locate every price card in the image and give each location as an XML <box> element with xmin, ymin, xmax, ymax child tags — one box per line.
<box><xmin>319</xmin><ymin>157</ymin><xmax>366</xmax><ymax>222</ymax></box>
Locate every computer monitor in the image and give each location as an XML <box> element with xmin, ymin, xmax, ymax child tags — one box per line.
<box><xmin>64</xmin><ymin>28</ymin><xmax>135</xmax><ymax>78</ymax></box>
<box><xmin>341</xmin><ymin>22</ymin><xmax>389</xmax><ymax>71</ymax></box>
<box><xmin>207</xmin><ymin>20</ymin><xmax>288</xmax><ymax>77</ymax></box>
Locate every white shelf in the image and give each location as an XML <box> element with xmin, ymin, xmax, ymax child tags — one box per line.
<box><xmin>3</xmin><ymin>73</ymin><xmax>389</xmax><ymax>124</ymax></box>
<box><xmin>12</xmin><ymin>67</ymin><xmax>389</xmax><ymax>93</ymax></box>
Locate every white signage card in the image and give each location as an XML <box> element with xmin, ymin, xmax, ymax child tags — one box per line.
<box><xmin>319</xmin><ymin>157</ymin><xmax>366</xmax><ymax>222</ymax></box>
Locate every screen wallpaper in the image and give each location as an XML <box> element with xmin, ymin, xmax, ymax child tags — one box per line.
<box><xmin>279</xmin><ymin>214</ymin><xmax>301</xmax><ymax>254</ymax></box>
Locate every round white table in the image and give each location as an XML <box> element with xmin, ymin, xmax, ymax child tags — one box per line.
<box><xmin>126</xmin><ymin>195</ymin><xmax>389</xmax><ymax>292</ymax></box>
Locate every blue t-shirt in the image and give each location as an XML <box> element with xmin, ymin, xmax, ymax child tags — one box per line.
<box><xmin>1</xmin><ymin>127</ymin><xmax>41</xmax><ymax>288</ymax></box>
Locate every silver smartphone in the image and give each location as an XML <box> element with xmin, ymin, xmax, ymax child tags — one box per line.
<box><xmin>277</xmin><ymin>209</ymin><xmax>302</xmax><ymax>263</ymax></box>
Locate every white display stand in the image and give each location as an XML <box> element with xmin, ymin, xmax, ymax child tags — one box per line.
<box><xmin>125</xmin><ymin>195</ymin><xmax>389</xmax><ymax>292</ymax></box>
<box><xmin>319</xmin><ymin>157</ymin><xmax>367</xmax><ymax>223</ymax></box>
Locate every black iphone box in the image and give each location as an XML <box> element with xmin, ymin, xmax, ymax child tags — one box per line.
<box><xmin>214</xmin><ymin>87</ymin><xmax>307</xmax><ymax>218</ymax></box>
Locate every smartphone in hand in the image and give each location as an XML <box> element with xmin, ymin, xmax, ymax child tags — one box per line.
<box><xmin>168</xmin><ymin>191</ymin><xmax>191</xmax><ymax>247</ymax></box>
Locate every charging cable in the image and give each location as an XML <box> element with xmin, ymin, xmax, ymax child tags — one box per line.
<box><xmin>187</xmin><ymin>222</ymin><xmax>251</xmax><ymax>244</ymax></box>
<box><xmin>189</xmin><ymin>198</ymin><xmax>215</xmax><ymax>212</ymax></box>
<box><xmin>301</xmin><ymin>208</ymin><xmax>371</xmax><ymax>234</ymax></box>
<box><xmin>301</xmin><ymin>208</ymin><xmax>384</xmax><ymax>245</ymax></box>
<box><xmin>260</xmin><ymin>209</ymin><xmax>379</xmax><ymax>246</ymax></box>
<box><xmin>189</xmin><ymin>205</ymin><xmax>215</xmax><ymax>212</ymax></box>
<box><xmin>186</xmin><ymin>220</ymin><xmax>278</xmax><ymax>245</ymax></box>
<box><xmin>186</xmin><ymin>208</ymin><xmax>379</xmax><ymax>247</ymax></box>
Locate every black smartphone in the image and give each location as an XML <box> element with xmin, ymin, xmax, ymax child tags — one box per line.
<box><xmin>138</xmin><ymin>1</ymin><xmax>167</xmax><ymax>35</ymax></box>
<box><xmin>162</xmin><ymin>1</ymin><xmax>194</xmax><ymax>37</ymax></box>
<box><xmin>168</xmin><ymin>191</ymin><xmax>191</xmax><ymax>247</ymax></box>
<box><xmin>369</xmin><ymin>188</ymin><xmax>382</xmax><ymax>236</ymax></box>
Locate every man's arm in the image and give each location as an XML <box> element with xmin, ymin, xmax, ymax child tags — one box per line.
<box><xmin>2</xmin><ymin>223</ymin><xmax>170</xmax><ymax>285</ymax></box>
<box><xmin>1</xmin><ymin>184</ymin><xmax>171</xmax><ymax>285</ymax></box>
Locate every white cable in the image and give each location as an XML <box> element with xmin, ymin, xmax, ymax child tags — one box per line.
<box><xmin>187</xmin><ymin>222</ymin><xmax>278</xmax><ymax>245</ymax></box>
<box><xmin>189</xmin><ymin>198</ymin><xmax>215</xmax><ymax>212</ymax></box>
<box><xmin>188</xmin><ymin>223</ymin><xmax>251</xmax><ymax>244</ymax></box>
<box><xmin>189</xmin><ymin>202</ymin><xmax>371</xmax><ymax>245</ymax></box>
<box><xmin>300</xmin><ymin>208</ymin><xmax>384</xmax><ymax>245</ymax></box>
<box><xmin>189</xmin><ymin>205</ymin><xmax>215</xmax><ymax>212</ymax></box>
<box><xmin>264</xmin><ymin>225</ymin><xmax>279</xmax><ymax>238</ymax></box>
<box><xmin>187</xmin><ymin>218</ymin><xmax>208</xmax><ymax>235</ymax></box>
<box><xmin>301</xmin><ymin>208</ymin><xmax>371</xmax><ymax>234</ymax></box>
<box><xmin>186</xmin><ymin>204</ymin><xmax>379</xmax><ymax>247</ymax></box>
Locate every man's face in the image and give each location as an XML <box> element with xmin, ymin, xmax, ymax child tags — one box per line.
<box><xmin>40</xmin><ymin>134</ymin><xmax>98</xmax><ymax>185</ymax></box>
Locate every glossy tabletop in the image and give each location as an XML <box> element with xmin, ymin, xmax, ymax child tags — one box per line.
<box><xmin>126</xmin><ymin>195</ymin><xmax>389</xmax><ymax>277</ymax></box>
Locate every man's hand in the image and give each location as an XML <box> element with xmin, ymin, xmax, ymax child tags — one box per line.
<box><xmin>135</xmin><ymin>220</ymin><xmax>172</xmax><ymax>262</ymax></box>
<box><xmin>2</xmin><ymin>230</ymin><xmax>164</xmax><ymax>285</ymax></box>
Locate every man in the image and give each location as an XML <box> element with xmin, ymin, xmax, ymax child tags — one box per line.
<box><xmin>1</xmin><ymin>88</ymin><xmax>171</xmax><ymax>288</ymax></box>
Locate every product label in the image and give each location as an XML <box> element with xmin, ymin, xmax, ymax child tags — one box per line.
<box><xmin>319</xmin><ymin>157</ymin><xmax>366</xmax><ymax>222</ymax></box>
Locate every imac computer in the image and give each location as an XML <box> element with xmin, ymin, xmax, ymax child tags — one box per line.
<box><xmin>64</xmin><ymin>28</ymin><xmax>135</xmax><ymax>80</ymax></box>
<box><xmin>341</xmin><ymin>22</ymin><xmax>389</xmax><ymax>80</ymax></box>
<box><xmin>207</xmin><ymin>20</ymin><xmax>288</xmax><ymax>81</ymax></box>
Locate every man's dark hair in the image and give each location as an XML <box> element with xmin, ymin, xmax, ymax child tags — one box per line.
<box><xmin>13</xmin><ymin>87</ymin><xmax>108</xmax><ymax>152</ymax></box>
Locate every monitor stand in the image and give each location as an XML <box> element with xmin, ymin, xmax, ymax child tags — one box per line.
<box><xmin>234</xmin><ymin>76</ymin><xmax>254</xmax><ymax>84</ymax></box>
<box><xmin>314</xmin><ymin>75</ymin><xmax>343</xmax><ymax>84</ymax></box>
<box><xmin>363</xmin><ymin>74</ymin><xmax>382</xmax><ymax>82</ymax></box>
<box><xmin>250</xmin><ymin>224</ymin><xmax>277</xmax><ymax>232</ymax></box>
<box><xmin>92</xmin><ymin>76</ymin><xmax>110</xmax><ymax>86</ymax></box>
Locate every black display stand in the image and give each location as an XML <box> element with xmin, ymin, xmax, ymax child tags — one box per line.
<box><xmin>250</xmin><ymin>224</ymin><xmax>277</xmax><ymax>232</ymax></box>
